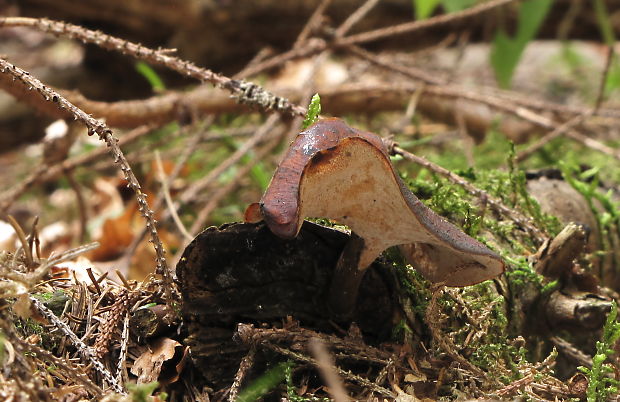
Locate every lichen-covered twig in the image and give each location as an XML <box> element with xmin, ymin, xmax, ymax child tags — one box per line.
<box><xmin>0</xmin><ymin>58</ymin><xmax>175</xmax><ymax>307</ymax></box>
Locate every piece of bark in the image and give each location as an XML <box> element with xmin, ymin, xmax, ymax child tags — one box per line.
<box><xmin>526</xmin><ymin>177</ymin><xmax>600</xmax><ymax>252</ymax></box>
<box><xmin>176</xmin><ymin>221</ymin><xmax>394</xmax><ymax>388</ymax></box>
<box><xmin>542</xmin><ymin>290</ymin><xmax>611</xmax><ymax>332</ymax></box>
<box><xmin>532</xmin><ymin>223</ymin><xmax>587</xmax><ymax>280</ymax></box>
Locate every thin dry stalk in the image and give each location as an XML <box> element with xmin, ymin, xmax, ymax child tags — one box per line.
<box><xmin>240</xmin><ymin>0</ymin><xmax>515</xmax><ymax>77</ymax></box>
<box><xmin>0</xmin><ymin>58</ymin><xmax>175</xmax><ymax>307</ymax></box>
<box><xmin>309</xmin><ymin>338</ymin><xmax>350</xmax><ymax>402</ymax></box>
<box><xmin>338</xmin><ymin>0</ymin><xmax>516</xmax><ymax>46</ymax></box>
<box><xmin>0</xmin><ymin>165</ymin><xmax>48</xmax><ymax>217</ymax></box>
<box><xmin>516</xmin><ymin>113</ymin><xmax>590</xmax><ymax>162</ymax></box>
<box><xmin>64</xmin><ymin>169</ymin><xmax>88</xmax><ymax>243</ymax></box>
<box><xmin>121</xmin><ymin>118</ymin><xmax>216</xmax><ymax>267</ymax></box>
<box><xmin>293</xmin><ymin>0</ymin><xmax>333</xmax><ymax>49</ymax></box>
<box><xmin>227</xmin><ymin>347</ymin><xmax>257</xmax><ymax>402</ymax></box>
<box><xmin>595</xmin><ymin>45</ymin><xmax>615</xmax><ymax>110</ymax></box>
<box><xmin>344</xmin><ymin>48</ymin><xmax>620</xmax><ymax>161</ymax></box>
<box><xmin>335</xmin><ymin>0</ymin><xmax>381</xmax><ymax>38</ymax></box>
<box><xmin>154</xmin><ymin>150</ymin><xmax>192</xmax><ymax>242</ymax></box>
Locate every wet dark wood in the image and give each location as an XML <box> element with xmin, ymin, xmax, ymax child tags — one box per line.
<box><xmin>177</xmin><ymin>221</ymin><xmax>394</xmax><ymax>388</ymax></box>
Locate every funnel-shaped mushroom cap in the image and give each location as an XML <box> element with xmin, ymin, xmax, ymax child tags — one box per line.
<box><xmin>251</xmin><ymin>118</ymin><xmax>504</xmax><ymax>286</ymax></box>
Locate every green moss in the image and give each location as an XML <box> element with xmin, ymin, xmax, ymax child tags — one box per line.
<box><xmin>579</xmin><ymin>301</ymin><xmax>620</xmax><ymax>402</ymax></box>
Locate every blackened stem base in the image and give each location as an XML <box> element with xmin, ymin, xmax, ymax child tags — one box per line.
<box><xmin>327</xmin><ymin>233</ymin><xmax>367</xmax><ymax>319</ymax></box>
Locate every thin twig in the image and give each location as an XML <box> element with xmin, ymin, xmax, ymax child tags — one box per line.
<box><xmin>228</xmin><ymin>347</ymin><xmax>257</xmax><ymax>402</ymax></box>
<box><xmin>120</xmin><ymin>118</ymin><xmax>215</xmax><ymax>268</ymax></box>
<box><xmin>309</xmin><ymin>338</ymin><xmax>350</xmax><ymax>402</ymax></box>
<box><xmin>338</xmin><ymin>0</ymin><xmax>516</xmax><ymax>46</ymax></box>
<box><xmin>595</xmin><ymin>45</ymin><xmax>615</xmax><ymax>110</ymax></box>
<box><xmin>240</xmin><ymin>0</ymin><xmax>515</xmax><ymax>77</ymax></box>
<box><xmin>516</xmin><ymin>113</ymin><xmax>591</xmax><ymax>162</ymax></box>
<box><xmin>0</xmin><ymin>165</ymin><xmax>48</xmax><ymax>217</ymax></box>
<box><xmin>335</xmin><ymin>0</ymin><xmax>381</xmax><ymax>38</ymax></box>
<box><xmin>0</xmin><ymin>58</ymin><xmax>176</xmax><ymax>308</ymax></box>
<box><xmin>154</xmin><ymin>150</ymin><xmax>192</xmax><ymax>242</ymax></box>
<box><xmin>294</xmin><ymin>0</ymin><xmax>333</xmax><ymax>48</ymax></box>
<box><xmin>64</xmin><ymin>169</ymin><xmax>88</xmax><ymax>243</ymax></box>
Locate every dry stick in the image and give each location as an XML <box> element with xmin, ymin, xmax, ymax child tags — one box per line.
<box><xmin>339</xmin><ymin>0</ymin><xmax>516</xmax><ymax>46</ymax></box>
<box><xmin>516</xmin><ymin>45</ymin><xmax>618</xmax><ymax>162</ymax></box>
<box><xmin>389</xmin><ymin>144</ymin><xmax>547</xmax><ymax>245</ymax></box>
<box><xmin>347</xmin><ymin>47</ymin><xmax>620</xmax><ymax>161</ymax></box>
<box><xmin>0</xmin><ymin>165</ymin><xmax>48</xmax><ymax>216</ymax></box>
<box><xmin>44</xmin><ymin>125</ymin><xmax>154</xmax><ymax>180</ymax></box>
<box><xmin>240</xmin><ymin>0</ymin><xmax>515</xmax><ymax>78</ymax></box>
<box><xmin>228</xmin><ymin>347</ymin><xmax>257</xmax><ymax>402</ymax></box>
<box><xmin>309</xmin><ymin>338</ymin><xmax>350</xmax><ymax>402</ymax></box>
<box><xmin>0</xmin><ymin>59</ymin><xmax>175</xmax><ymax>309</ymax></box>
<box><xmin>64</xmin><ymin>169</ymin><xmax>88</xmax><ymax>243</ymax></box>
<box><xmin>334</xmin><ymin>0</ymin><xmax>381</xmax><ymax>38</ymax></box>
<box><xmin>294</xmin><ymin>0</ymin><xmax>333</xmax><ymax>48</ymax></box>
<box><xmin>0</xmin><ymin>17</ymin><xmax>306</xmax><ymax>117</ymax></box>
<box><xmin>154</xmin><ymin>150</ymin><xmax>192</xmax><ymax>242</ymax></box>
<box><xmin>594</xmin><ymin>45</ymin><xmax>615</xmax><ymax>111</ymax></box>
<box><xmin>515</xmin><ymin>113</ymin><xmax>590</xmax><ymax>162</ymax></box>
<box><xmin>0</xmin><ymin>124</ymin><xmax>152</xmax><ymax>238</ymax></box>
<box><xmin>180</xmin><ymin>114</ymin><xmax>281</xmax><ymax>205</ymax></box>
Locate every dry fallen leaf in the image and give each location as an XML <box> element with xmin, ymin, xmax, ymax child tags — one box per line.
<box><xmin>131</xmin><ymin>337</ymin><xmax>181</xmax><ymax>385</ymax></box>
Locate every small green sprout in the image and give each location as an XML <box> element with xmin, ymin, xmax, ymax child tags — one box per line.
<box><xmin>302</xmin><ymin>93</ymin><xmax>321</xmax><ymax>130</ymax></box>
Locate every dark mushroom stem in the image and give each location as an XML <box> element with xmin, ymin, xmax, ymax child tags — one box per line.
<box><xmin>327</xmin><ymin>233</ymin><xmax>366</xmax><ymax>318</ymax></box>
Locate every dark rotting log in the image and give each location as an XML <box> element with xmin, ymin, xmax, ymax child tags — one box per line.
<box><xmin>176</xmin><ymin>221</ymin><xmax>394</xmax><ymax>388</ymax></box>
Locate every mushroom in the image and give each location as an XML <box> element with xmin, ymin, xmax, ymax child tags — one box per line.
<box><xmin>245</xmin><ymin>118</ymin><xmax>505</xmax><ymax>318</ymax></box>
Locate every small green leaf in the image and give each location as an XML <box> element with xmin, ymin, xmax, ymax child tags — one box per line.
<box><xmin>302</xmin><ymin>93</ymin><xmax>321</xmax><ymax>129</ymax></box>
<box><xmin>237</xmin><ymin>362</ymin><xmax>290</xmax><ymax>402</ymax></box>
<box><xmin>441</xmin><ymin>0</ymin><xmax>477</xmax><ymax>13</ymax></box>
<box><xmin>413</xmin><ymin>0</ymin><xmax>440</xmax><ymax>19</ymax></box>
<box><xmin>135</xmin><ymin>61</ymin><xmax>166</xmax><ymax>91</ymax></box>
<box><xmin>490</xmin><ymin>0</ymin><xmax>553</xmax><ymax>88</ymax></box>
